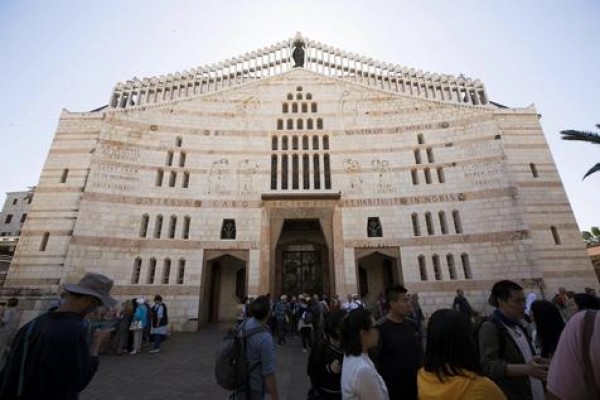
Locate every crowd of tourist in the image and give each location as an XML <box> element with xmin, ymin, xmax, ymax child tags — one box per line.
<box><xmin>233</xmin><ymin>282</ymin><xmax>600</xmax><ymax>400</ymax></box>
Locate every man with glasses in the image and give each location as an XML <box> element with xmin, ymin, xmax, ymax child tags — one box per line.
<box><xmin>0</xmin><ymin>272</ymin><xmax>117</xmax><ymax>400</ymax></box>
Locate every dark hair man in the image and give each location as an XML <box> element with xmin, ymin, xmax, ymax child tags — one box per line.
<box><xmin>149</xmin><ymin>294</ymin><xmax>168</xmax><ymax>353</ymax></box>
<box><xmin>0</xmin><ymin>272</ymin><xmax>117</xmax><ymax>400</ymax></box>
<box><xmin>479</xmin><ymin>280</ymin><xmax>548</xmax><ymax>400</ymax></box>
<box><xmin>374</xmin><ymin>284</ymin><xmax>422</xmax><ymax>400</ymax></box>
<box><xmin>235</xmin><ymin>295</ymin><xmax>280</xmax><ymax>400</ymax></box>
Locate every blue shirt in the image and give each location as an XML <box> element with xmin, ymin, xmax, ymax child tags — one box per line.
<box><xmin>244</xmin><ymin>317</ymin><xmax>276</xmax><ymax>399</ymax></box>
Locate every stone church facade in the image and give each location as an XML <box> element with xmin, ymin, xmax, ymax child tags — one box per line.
<box><xmin>4</xmin><ymin>34</ymin><xmax>596</xmax><ymax>329</ymax></box>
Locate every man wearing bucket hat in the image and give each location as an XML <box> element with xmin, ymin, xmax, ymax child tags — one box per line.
<box><xmin>0</xmin><ymin>272</ymin><xmax>117</xmax><ymax>400</ymax></box>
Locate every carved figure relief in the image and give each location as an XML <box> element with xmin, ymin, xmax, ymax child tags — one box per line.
<box><xmin>208</xmin><ymin>158</ymin><xmax>229</xmax><ymax>194</ymax></box>
<box><xmin>343</xmin><ymin>159</ymin><xmax>363</xmax><ymax>192</ymax></box>
<box><xmin>372</xmin><ymin>158</ymin><xmax>392</xmax><ymax>193</ymax></box>
<box><xmin>237</xmin><ymin>159</ymin><xmax>259</xmax><ymax>194</ymax></box>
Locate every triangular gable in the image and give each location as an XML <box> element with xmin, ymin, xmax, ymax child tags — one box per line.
<box><xmin>109</xmin><ymin>33</ymin><xmax>489</xmax><ymax>111</ymax></box>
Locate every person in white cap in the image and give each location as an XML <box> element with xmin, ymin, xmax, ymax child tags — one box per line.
<box><xmin>0</xmin><ymin>272</ymin><xmax>117</xmax><ymax>400</ymax></box>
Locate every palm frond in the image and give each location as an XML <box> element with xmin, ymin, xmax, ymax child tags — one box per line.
<box><xmin>583</xmin><ymin>163</ymin><xmax>600</xmax><ymax>180</ymax></box>
<box><xmin>560</xmin><ymin>130</ymin><xmax>600</xmax><ymax>144</ymax></box>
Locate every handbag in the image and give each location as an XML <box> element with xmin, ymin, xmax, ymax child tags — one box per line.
<box><xmin>129</xmin><ymin>320</ymin><xmax>142</xmax><ymax>331</ymax></box>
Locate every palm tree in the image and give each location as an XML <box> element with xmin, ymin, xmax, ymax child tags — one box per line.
<box><xmin>560</xmin><ymin>125</ymin><xmax>600</xmax><ymax>179</ymax></box>
<box><xmin>582</xmin><ymin>226</ymin><xmax>600</xmax><ymax>246</ymax></box>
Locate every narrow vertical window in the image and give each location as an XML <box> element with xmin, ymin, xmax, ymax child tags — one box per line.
<box><xmin>168</xmin><ymin>215</ymin><xmax>177</xmax><ymax>239</ymax></box>
<box><xmin>301</xmin><ymin>103</ymin><xmax>308</xmax><ymax>113</ymax></box>
<box><xmin>461</xmin><ymin>253</ymin><xmax>472</xmax><ymax>279</ymax></box>
<box><xmin>296</xmin><ymin>93</ymin><xmax>302</xmax><ymax>100</ymax></box>
<box><xmin>551</xmin><ymin>226</ymin><xmax>561</xmax><ymax>245</ymax></box>
<box><xmin>411</xmin><ymin>213</ymin><xmax>421</xmax><ymax>236</ymax></box>
<box><xmin>139</xmin><ymin>214</ymin><xmax>149</xmax><ymax>237</ymax></box>
<box><xmin>452</xmin><ymin>210</ymin><xmax>463</xmax><ymax>234</ymax></box>
<box><xmin>312</xmin><ymin>135</ymin><xmax>319</xmax><ymax>150</ymax></box>
<box><xmin>317</xmin><ymin>118</ymin><xmax>323</xmax><ymax>130</ymax></box>
<box><xmin>154</xmin><ymin>215</ymin><xmax>163</xmax><ymax>238</ymax></box>
<box><xmin>162</xmin><ymin>258</ymin><xmax>171</xmax><ymax>284</ymax></box>
<box><xmin>182</xmin><ymin>171</ymin><xmax>190</xmax><ymax>188</ymax></box>
<box><xmin>530</xmin><ymin>163</ymin><xmax>539</xmax><ymax>178</ymax></box>
<box><xmin>411</xmin><ymin>169</ymin><xmax>419</xmax><ymax>185</ymax></box>
<box><xmin>236</xmin><ymin>268</ymin><xmax>246</xmax><ymax>300</ymax></box>
<box><xmin>271</xmin><ymin>155</ymin><xmax>278</xmax><ymax>189</ymax></box>
<box><xmin>272</xmin><ymin>136</ymin><xmax>278</xmax><ymax>150</ymax></box>
<box><xmin>432</xmin><ymin>254</ymin><xmax>442</xmax><ymax>280</ymax></box>
<box><xmin>281</xmin><ymin>155</ymin><xmax>289</xmax><ymax>189</ymax></box>
<box><xmin>424</xmin><ymin>168</ymin><xmax>432</xmax><ymax>184</ymax></box>
<box><xmin>182</xmin><ymin>216</ymin><xmax>190</xmax><ymax>239</ymax></box>
<box><xmin>292</xmin><ymin>154</ymin><xmax>299</xmax><ymax>189</ymax></box>
<box><xmin>287</xmin><ymin>93</ymin><xmax>293</xmax><ymax>100</ymax></box>
<box><xmin>307</xmin><ymin>119</ymin><xmax>314</xmax><ymax>130</ymax></box>
<box><xmin>156</xmin><ymin>169</ymin><xmax>164</xmax><ymax>187</ymax></box>
<box><xmin>179</xmin><ymin>152</ymin><xmax>186</xmax><ymax>167</ymax></box>
<box><xmin>221</xmin><ymin>219</ymin><xmax>236</xmax><ymax>239</ymax></box>
<box><xmin>169</xmin><ymin>171</ymin><xmax>177</xmax><ymax>187</ymax></box>
<box><xmin>311</xmin><ymin>103</ymin><xmax>318</xmax><ymax>113</ymax></box>
<box><xmin>426</xmin><ymin>148</ymin><xmax>434</xmax><ymax>163</ymax></box>
<box><xmin>287</xmin><ymin>119</ymin><xmax>293</xmax><ymax>130</ymax></box>
<box><xmin>292</xmin><ymin>136</ymin><xmax>299</xmax><ymax>150</ymax></box>
<box><xmin>323</xmin><ymin>135</ymin><xmax>329</xmax><ymax>150</ymax></box>
<box><xmin>313</xmin><ymin>154</ymin><xmax>321</xmax><ymax>189</ymax></box>
<box><xmin>303</xmin><ymin>154</ymin><xmax>310</xmax><ymax>189</ymax></box>
<box><xmin>60</xmin><ymin>169</ymin><xmax>69</xmax><ymax>183</ymax></box>
<box><xmin>418</xmin><ymin>255</ymin><xmax>428</xmax><ymax>281</ymax></box>
<box><xmin>292</xmin><ymin>103</ymin><xmax>298</xmax><ymax>113</ymax></box>
<box><xmin>297</xmin><ymin>119</ymin><xmax>304</xmax><ymax>130</ymax></box>
<box><xmin>277</xmin><ymin>119</ymin><xmax>283</xmax><ymax>130</ymax></box>
<box><xmin>447</xmin><ymin>254</ymin><xmax>457</xmax><ymax>280</ymax></box>
<box><xmin>437</xmin><ymin>167</ymin><xmax>445</xmax><ymax>183</ymax></box>
<box><xmin>177</xmin><ymin>259</ymin><xmax>186</xmax><ymax>284</ymax></box>
<box><xmin>439</xmin><ymin>211</ymin><xmax>448</xmax><ymax>234</ymax></box>
<box><xmin>282</xmin><ymin>136</ymin><xmax>289</xmax><ymax>150</ymax></box>
<box><xmin>324</xmin><ymin>154</ymin><xmax>331</xmax><ymax>189</ymax></box>
<box><xmin>425</xmin><ymin>212</ymin><xmax>435</xmax><ymax>235</ymax></box>
<box><xmin>302</xmin><ymin>136</ymin><xmax>309</xmax><ymax>150</ymax></box>
<box><xmin>39</xmin><ymin>232</ymin><xmax>50</xmax><ymax>251</ymax></box>
<box><xmin>132</xmin><ymin>257</ymin><xmax>142</xmax><ymax>284</ymax></box>
<box><xmin>166</xmin><ymin>151</ymin><xmax>174</xmax><ymax>166</ymax></box>
<box><xmin>306</xmin><ymin>93</ymin><xmax>312</xmax><ymax>100</ymax></box>
<box><xmin>417</xmin><ymin>134</ymin><xmax>424</xmax><ymax>144</ymax></box>
<box><xmin>414</xmin><ymin>149</ymin><xmax>421</xmax><ymax>164</ymax></box>
<box><xmin>175</xmin><ymin>136</ymin><xmax>183</xmax><ymax>147</ymax></box>
<box><xmin>147</xmin><ymin>258</ymin><xmax>157</xmax><ymax>284</ymax></box>
<box><xmin>282</xmin><ymin>103</ymin><xmax>289</xmax><ymax>113</ymax></box>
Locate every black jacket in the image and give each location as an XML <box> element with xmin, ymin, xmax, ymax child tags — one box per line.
<box><xmin>307</xmin><ymin>334</ymin><xmax>343</xmax><ymax>399</ymax></box>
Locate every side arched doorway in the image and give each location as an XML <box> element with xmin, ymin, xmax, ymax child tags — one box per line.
<box><xmin>355</xmin><ymin>249</ymin><xmax>402</xmax><ymax>310</ymax></box>
<box><xmin>200</xmin><ymin>252</ymin><xmax>247</xmax><ymax>325</ymax></box>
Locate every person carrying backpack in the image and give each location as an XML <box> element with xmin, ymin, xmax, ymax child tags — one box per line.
<box><xmin>297</xmin><ymin>296</ymin><xmax>314</xmax><ymax>353</ymax></box>
<box><xmin>216</xmin><ymin>296</ymin><xmax>280</xmax><ymax>400</ymax></box>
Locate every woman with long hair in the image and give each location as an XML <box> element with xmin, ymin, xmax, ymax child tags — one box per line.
<box><xmin>529</xmin><ymin>300</ymin><xmax>565</xmax><ymax>359</ymax></box>
<box><xmin>418</xmin><ymin>309</ymin><xmax>505</xmax><ymax>399</ymax></box>
<box><xmin>307</xmin><ymin>309</ymin><xmax>348</xmax><ymax>399</ymax></box>
<box><xmin>340</xmin><ymin>308</ymin><xmax>388</xmax><ymax>400</ymax></box>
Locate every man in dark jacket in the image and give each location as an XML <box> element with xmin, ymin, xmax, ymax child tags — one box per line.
<box><xmin>0</xmin><ymin>272</ymin><xmax>117</xmax><ymax>400</ymax></box>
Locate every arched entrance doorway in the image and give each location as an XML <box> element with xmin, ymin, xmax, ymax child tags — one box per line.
<box><xmin>274</xmin><ymin>219</ymin><xmax>331</xmax><ymax>296</ymax></box>
<box><xmin>355</xmin><ymin>249</ymin><xmax>402</xmax><ymax>309</ymax></box>
<box><xmin>201</xmin><ymin>253</ymin><xmax>247</xmax><ymax>325</ymax></box>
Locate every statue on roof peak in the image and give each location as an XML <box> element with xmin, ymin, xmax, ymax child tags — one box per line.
<box><xmin>292</xmin><ymin>32</ymin><xmax>305</xmax><ymax>68</ymax></box>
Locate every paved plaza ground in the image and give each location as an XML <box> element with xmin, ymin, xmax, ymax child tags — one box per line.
<box><xmin>81</xmin><ymin>326</ymin><xmax>310</xmax><ymax>400</ymax></box>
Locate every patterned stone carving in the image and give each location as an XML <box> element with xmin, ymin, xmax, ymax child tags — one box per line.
<box><xmin>343</xmin><ymin>159</ymin><xmax>363</xmax><ymax>192</ymax></box>
<box><xmin>371</xmin><ymin>158</ymin><xmax>392</xmax><ymax>193</ymax></box>
<box><xmin>237</xmin><ymin>159</ymin><xmax>259</xmax><ymax>194</ymax></box>
<box><xmin>208</xmin><ymin>159</ymin><xmax>229</xmax><ymax>194</ymax></box>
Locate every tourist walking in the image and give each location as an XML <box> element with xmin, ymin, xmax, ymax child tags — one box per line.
<box><xmin>0</xmin><ymin>298</ymin><xmax>20</xmax><ymax>370</ymax></box>
<box><xmin>340</xmin><ymin>308</ymin><xmax>388</xmax><ymax>399</ymax></box>
<box><xmin>0</xmin><ymin>272</ymin><xmax>117</xmax><ymax>400</ymax></box>
<box><xmin>273</xmin><ymin>295</ymin><xmax>290</xmax><ymax>346</ymax></box>
<box><xmin>479</xmin><ymin>280</ymin><xmax>548</xmax><ymax>400</ymax></box>
<box><xmin>297</xmin><ymin>296</ymin><xmax>314</xmax><ymax>353</ymax></box>
<box><xmin>149</xmin><ymin>295</ymin><xmax>168</xmax><ymax>353</ymax></box>
<box><xmin>375</xmin><ymin>284</ymin><xmax>422</xmax><ymax>400</ymax></box>
<box><xmin>307</xmin><ymin>309</ymin><xmax>348</xmax><ymax>399</ymax></box>
<box><xmin>130</xmin><ymin>298</ymin><xmax>147</xmax><ymax>354</ymax></box>
<box><xmin>418</xmin><ymin>309</ymin><xmax>506</xmax><ymax>400</ymax></box>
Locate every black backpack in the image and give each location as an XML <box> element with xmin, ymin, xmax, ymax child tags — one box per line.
<box><xmin>214</xmin><ymin>321</ymin><xmax>268</xmax><ymax>391</ymax></box>
<box><xmin>302</xmin><ymin>309</ymin><xmax>314</xmax><ymax>324</ymax></box>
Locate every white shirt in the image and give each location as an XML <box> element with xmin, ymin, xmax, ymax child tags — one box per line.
<box><xmin>341</xmin><ymin>353</ymin><xmax>389</xmax><ymax>400</ymax></box>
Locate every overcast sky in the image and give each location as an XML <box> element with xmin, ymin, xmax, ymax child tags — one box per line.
<box><xmin>0</xmin><ymin>0</ymin><xmax>598</xmax><ymax>229</ymax></box>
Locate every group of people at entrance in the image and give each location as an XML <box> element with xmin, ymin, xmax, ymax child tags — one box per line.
<box><xmin>229</xmin><ymin>280</ymin><xmax>600</xmax><ymax>400</ymax></box>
